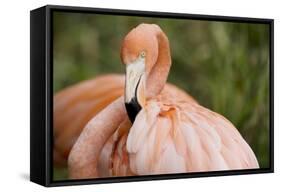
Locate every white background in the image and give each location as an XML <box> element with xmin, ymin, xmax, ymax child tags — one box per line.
<box><xmin>0</xmin><ymin>0</ymin><xmax>280</xmax><ymax>191</ymax></box>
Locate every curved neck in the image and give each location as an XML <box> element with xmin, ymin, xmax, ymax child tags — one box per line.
<box><xmin>146</xmin><ymin>28</ymin><xmax>171</xmax><ymax>98</ymax></box>
<box><xmin>68</xmin><ymin>97</ymin><xmax>127</xmax><ymax>178</ymax></box>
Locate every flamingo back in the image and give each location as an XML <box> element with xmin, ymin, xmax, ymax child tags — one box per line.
<box><xmin>99</xmin><ymin>89</ymin><xmax>259</xmax><ymax>176</ymax></box>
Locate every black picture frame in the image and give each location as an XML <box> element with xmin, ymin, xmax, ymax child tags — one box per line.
<box><xmin>30</xmin><ymin>4</ymin><xmax>274</xmax><ymax>187</ymax></box>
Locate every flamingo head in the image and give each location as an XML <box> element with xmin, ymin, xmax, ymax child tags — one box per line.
<box><xmin>121</xmin><ymin>24</ymin><xmax>160</xmax><ymax>123</ymax></box>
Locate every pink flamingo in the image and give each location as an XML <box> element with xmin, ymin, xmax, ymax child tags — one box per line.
<box><xmin>68</xmin><ymin>23</ymin><xmax>259</xmax><ymax>179</ymax></box>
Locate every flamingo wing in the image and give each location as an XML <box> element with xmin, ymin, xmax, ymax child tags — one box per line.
<box><xmin>125</xmin><ymin>97</ymin><xmax>259</xmax><ymax>175</ymax></box>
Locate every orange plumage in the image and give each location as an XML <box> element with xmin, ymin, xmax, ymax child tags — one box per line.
<box><xmin>53</xmin><ymin>74</ymin><xmax>124</xmax><ymax>166</ymax></box>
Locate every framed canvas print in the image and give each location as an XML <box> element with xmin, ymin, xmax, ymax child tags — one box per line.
<box><xmin>30</xmin><ymin>5</ymin><xmax>274</xmax><ymax>187</ymax></box>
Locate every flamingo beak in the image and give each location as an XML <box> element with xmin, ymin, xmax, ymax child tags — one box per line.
<box><xmin>125</xmin><ymin>54</ymin><xmax>146</xmax><ymax>123</ymax></box>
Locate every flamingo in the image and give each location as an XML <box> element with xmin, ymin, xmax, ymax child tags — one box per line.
<box><xmin>67</xmin><ymin>23</ymin><xmax>259</xmax><ymax>179</ymax></box>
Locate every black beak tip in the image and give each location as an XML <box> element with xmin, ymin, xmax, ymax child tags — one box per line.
<box><xmin>125</xmin><ymin>97</ymin><xmax>142</xmax><ymax>123</ymax></box>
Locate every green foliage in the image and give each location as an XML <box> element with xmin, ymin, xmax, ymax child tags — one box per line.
<box><xmin>53</xmin><ymin>12</ymin><xmax>270</xmax><ymax>179</ymax></box>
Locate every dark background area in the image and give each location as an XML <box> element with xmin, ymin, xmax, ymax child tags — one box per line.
<box><xmin>53</xmin><ymin>11</ymin><xmax>270</xmax><ymax>180</ymax></box>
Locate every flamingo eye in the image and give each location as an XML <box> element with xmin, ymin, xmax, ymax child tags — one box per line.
<box><xmin>140</xmin><ymin>51</ymin><xmax>146</xmax><ymax>58</ymax></box>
